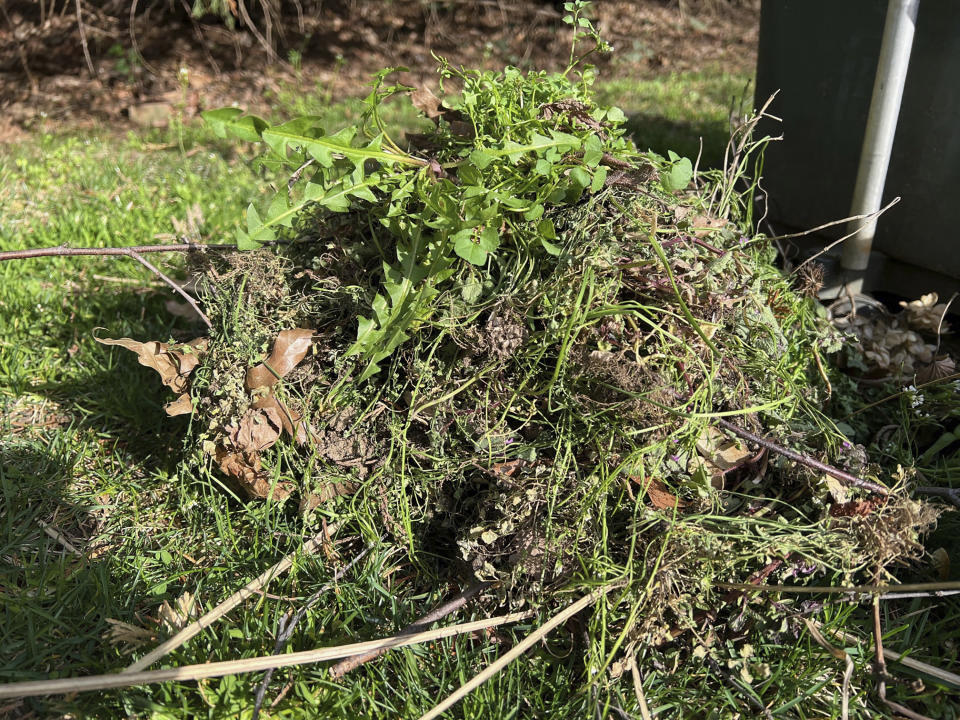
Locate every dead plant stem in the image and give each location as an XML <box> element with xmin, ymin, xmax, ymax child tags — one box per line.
<box><xmin>717</xmin><ymin>418</ymin><xmax>889</xmax><ymax>495</ymax></box>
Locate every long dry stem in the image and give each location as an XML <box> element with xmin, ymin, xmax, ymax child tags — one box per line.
<box><xmin>124</xmin><ymin>523</ymin><xmax>341</xmax><ymax>674</ymax></box>
<box><xmin>0</xmin><ymin>611</ymin><xmax>534</xmax><ymax>700</ymax></box>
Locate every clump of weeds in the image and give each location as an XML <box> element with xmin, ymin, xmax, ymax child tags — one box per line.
<box><xmin>16</xmin><ymin>2</ymin><xmax>955</xmax><ymax>716</ymax></box>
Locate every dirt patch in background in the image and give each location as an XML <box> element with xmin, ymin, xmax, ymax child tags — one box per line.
<box><xmin>0</xmin><ymin>0</ymin><xmax>758</xmax><ymax>139</ymax></box>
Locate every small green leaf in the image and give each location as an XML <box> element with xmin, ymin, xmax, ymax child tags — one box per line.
<box><xmin>523</xmin><ymin>204</ymin><xmax>545</xmax><ymax>221</ymax></box>
<box><xmin>453</xmin><ymin>228</ymin><xmax>491</xmax><ymax>265</ymax></box>
<box><xmin>590</xmin><ymin>166</ymin><xmax>608</xmax><ymax>193</ymax></box>
<box><xmin>583</xmin><ymin>135</ymin><xmax>603</xmax><ymax>167</ymax></box>
<box><xmin>568</xmin><ymin>166</ymin><xmax>591</xmax><ymax>190</ymax></box>
<box><xmin>538</xmin><ymin>218</ymin><xmax>557</xmax><ymax>240</ymax></box>
<box><xmin>235</xmin><ymin>228</ymin><xmax>259</xmax><ymax>251</ymax></box>
<box><xmin>605</xmin><ymin>106</ymin><xmax>627</xmax><ymax>124</ymax></box>
<box><xmin>468</xmin><ymin>149</ymin><xmax>496</xmax><ymax>169</ymax></box>
<box><xmin>661</xmin><ymin>155</ymin><xmax>693</xmax><ymax>193</ymax></box>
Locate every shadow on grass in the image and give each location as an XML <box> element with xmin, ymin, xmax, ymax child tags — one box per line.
<box><xmin>624</xmin><ymin>111</ymin><xmax>733</xmax><ymax>170</ymax></box>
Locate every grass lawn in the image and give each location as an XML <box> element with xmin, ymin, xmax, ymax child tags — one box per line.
<box><xmin>2</xmin><ymin>67</ymin><xmax>959</xmax><ymax>719</ymax></box>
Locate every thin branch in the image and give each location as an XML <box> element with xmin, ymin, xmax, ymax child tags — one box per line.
<box><xmin>74</xmin><ymin>0</ymin><xmax>99</xmax><ymax>80</ymax></box>
<box><xmin>0</xmin><ymin>0</ymin><xmax>39</xmax><ymax>96</ymax></box>
<box><xmin>802</xmin><ymin>618</ymin><xmax>852</xmax><ymax>720</ymax></box>
<box><xmin>766</xmin><ymin>196</ymin><xmax>901</xmax><ymax>245</ymax></box>
<box><xmin>127</xmin><ymin>249</ymin><xmax>211</xmax><ymax>328</ymax></box>
<box><xmin>123</xmin><ymin>523</ymin><xmax>341</xmax><ymax>674</ymax></box>
<box><xmin>915</xmin><ymin>486</ymin><xmax>960</xmax><ymax>509</ymax></box>
<box><xmin>0</xmin><ymin>611</ymin><xmax>534</xmax><ymax>700</ymax></box>
<box><xmin>717</xmin><ymin>419</ymin><xmax>890</xmax><ymax>495</ymax></box>
<box><xmin>251</xmin><ymin>548</ymin><xmax>369</xmax><ymax>720</ymax></box>
<box><xmin>0</xmin><ymin>242</ymin><xmax>235</xmax><ymax>262</ymax></box>
<box><xmin>418</xmin><ymin>586</ymin><xmax>612</xmax><ymax>720</ymax></box>
<box><xmin>329</xmin><ymin>581</ymin><xmax>491</xmax><ymax>679</ymax></box>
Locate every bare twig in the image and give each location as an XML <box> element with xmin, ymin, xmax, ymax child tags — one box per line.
<box><xmin>74</xmin><ymin>0</ymin><xmax>99</xmax><ymax>80</ymax></box>
<box><xmin>873</xmin><ymin>600</ymin><xmax>934</xmax><ymax>720</ymax></box>
<box><xmin>0</xmin><ymin>0</ymin><xmax>39</xmax><ymax>96</ymax></box>
<box><xmin>823</xmin><ymin>623</ymin><xmax>960</xmax><ymax>690</ymax></box>
<box><xmin>629</xmin><ymin>653</ymin><xmax>652</xmax><ymax>720</ymax></box>
<box><xmin>127</xmin><ymin>249</ymin><xmax>211</xmax><ymax>328</ymax></box>
<box><xmin>418</xmin><ymin>586</ymin><xmax>612</xmax><ymax>720</ymax></box>
<box><xmin>0</xmin><ymin>242</ymin><xmax>234</xmax><ymax>262</ymax></box>
<box><xmin>37</xmin><ymin>519</ymin><xmax>81</xmax><ymax>556</ymax></box>
<box><xmin>915</xmin><ymin>486</ymin><xmax>960</xmax><ymax>509</ymax></box>
<box><xmin>123</xmin><ymin>523</ymin><xmax>341</xmax><ymax>674</ymax></box>
<box><xmin>717</xmin><ymin>418</ymin><xmax>890</xmax><ymax>495</ymax></box>
<box><xmin>251</xmin><ymin>548</ymin><xmax>369</xmax><ymax>720</ymax></box>
<box><xmin>329</xmin><ymin>581</ymin><xmax>491</xmax><ymax>679</ymax></box>
<box><xmin>0</xmin><ymin>611</ymin><xmax>534</xmax><ymax>700</ymax></box>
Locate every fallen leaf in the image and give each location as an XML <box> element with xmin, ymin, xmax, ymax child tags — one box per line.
<box><xmin>227</xmin><ymin>406</ymin><xmax>283</xmax><ymax>454</ymax></box>
<box><xmin>696</xmin><ymin>427</ymin><xmax>752</xmax><ymax>470</ymax></box>
<box><xmin>411</xmin><ymin>87</ymin><xmax>443</xmax><ymax>119</ymax></box>
<box><xmin>104</xmin><ymin>618</ymin><xmax>156</xmax><ymax>654</ymax></box>
<box><xmin>164</xmin><ymin>393</ymin><xmax>194</xmax><ymax>417</ymax></box>
<box><xmin>252</xmin><ymin>394</ymin><xmax>304</xmax><ymax>440</ymax></box>
<box><xmin>245</xmin><ymin>329</ymin><xmax>313</xmax><ymax>391</ymax></box>
<box><xmin>96</xmin><ymin>336</ymin><xmax>207</xmax><ymax>394</ymax></box>
<box><xmin>159</xmin><ymin>591</ymin><xmax>197</xmax><ymax>633</ymax></box>
<box><xmin>631</xmin><ymin>476</ymin><xmax>687</xmax><ymax>510</ymax></box>
<box><xmin>214</xmin><ymin>445</ymin><xmax>293</xmax><ymax>500</ymax></box>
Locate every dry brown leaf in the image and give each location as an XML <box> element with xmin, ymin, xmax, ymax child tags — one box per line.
<box><xmin>158</xmin><ymin>591</ymin><xmax>197</xmax><ymax>634</ymax></box>
<box><xmin>104</xmin><ymin>618</ymin><xmax>155</xmax><ymax>654</ymax></box>
<box><xmin>251</xmin><ymin>394</ymin><xmax>306</xmax><ymax>440</ymax></box>
<box><xmin>245</xmin><ymin>329</ymin><xmax>313</xmax><ymax>391</ymax></box>
<box><xmin>227</xmin><ymin>406</ymin><xmax>283</xmax><ymax>454</ymax></box>
<box><xmin>96</xmin><ymin>336</ymin><xmax>207</xmax><ymax>394</ymax></box>
<box><xmin>164</xmin><ymin>393</ymin><xmax>193</xmax><ymax>417</ymax></box>
<box><xmin>696</xmin><ymin>427</ymin><xmax>751</xmax><ymax>470</ymax></box>
<box><xmin>214</xmin><ymin>445</ymin><xmax>293</xmax><ymax>500</ymax></box>
<box><xmin>632</xmin><ymin>476</ymin><xmax>687</xmax><ymax>510</ymax></box>
<box><xmin>689</xmin><ymin>214</ymin><xmax>727</xmax><ymax>238</ymax></box>
<box><xmin>411</xmin><ymin>86</ymin><xmax>443</xmax><ymax>119</ymax></box>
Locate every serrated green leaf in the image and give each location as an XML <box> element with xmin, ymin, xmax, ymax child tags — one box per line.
<box><xmin>202</xmin><ymin>108</ymin><xmax>268</xmax><ymax>142</ymax></box>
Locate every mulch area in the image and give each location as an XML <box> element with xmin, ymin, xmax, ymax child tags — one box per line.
<box><xmin>0</xmin><ymin>0</ymin><xmax>758</xmax><ymax>141</ymax></box>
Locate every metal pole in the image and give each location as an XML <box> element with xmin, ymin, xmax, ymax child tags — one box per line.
<box><xmin>840</xmin><ymin>0</ymin><xmax>919</xmax><ymax>294</ymax></box>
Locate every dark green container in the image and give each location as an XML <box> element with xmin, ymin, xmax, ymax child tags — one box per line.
<box><xmin>755</xmin><ymin>0</ymin><xmax>960</xmax><ymax>287</ymax></box>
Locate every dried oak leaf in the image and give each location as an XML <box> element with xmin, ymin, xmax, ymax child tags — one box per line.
<box><xmin>214</xmin><ymin>445</ymin><xmax>293</xmax><ymax>500</ymax></box>
<box><xmin>411</xmin><ymin>87</ymin><xmax>443</xmax><ymax>119</ymax></box>
<box><xmin>164</xmin><ymin>394</ymin><xmax>194</xmax><ymax>417</ymax></box>
<box><xmin>95</xmin><ymin>336</ymin><xmax>208</xmax><ymax>394</ymax></box>
<box><xmin>245</xmin><ymin>329</ymin><xmax>313</xmax><ymax>391</ymax></box>
<box><xmin>227</xmin><ymin>406</ymin><xmax>283</xmax><ymax>454</ymax></box>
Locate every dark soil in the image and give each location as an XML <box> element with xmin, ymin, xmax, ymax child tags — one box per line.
<box><xmin>0</xmin><ymin>0</ymin><xmax>758</xmax><ymax>140</ymax></box>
